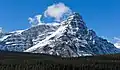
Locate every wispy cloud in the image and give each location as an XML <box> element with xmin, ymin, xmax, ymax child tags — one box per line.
<box><xmin>44</xmin><ymin>2</ymin><xmax>72</xmax><ymax>22</ymax></box>
<box><xmin>28</xmin><ymin>2</ymin><xmax>72</xmax><ymax>26</ymax></box>
<box><xmin>28</xmin><ymin>15</ymin><xmax>43</xmax><ymax>26</ymax></box>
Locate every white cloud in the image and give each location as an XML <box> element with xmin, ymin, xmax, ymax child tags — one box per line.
<box><xmin>113</xmin><ymin>37</ymin><xmax>120</xmax><ymax>48</ymax></box>
<box><xmin>44</xmin><ymin>2</ymin><xmax>72</xmax><ymax>22</ymax></box>
<box><xmin>28</xmin><ymin>15</ymin><xmax>43</xmax><ymax>26</ymax></box>
<box><xmin>28</xmin><ymin>17</ymin><xmax>33</xmax><ymax>23</ymax></box>
<box><xmin>28</xmin><ymin>2</ymin><xmax>72</xmax><ymax>26</ymax></box>
<box><xmin>35</xmin><ymin>15</ymin><xmax>42</xmax><ymax>23</ymax></box>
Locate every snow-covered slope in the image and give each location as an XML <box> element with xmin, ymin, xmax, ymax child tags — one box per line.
<box><xmin>24</xmin><ymin>13</ymin><xmax>120</xmax><ymax>57</ymax></box>
<box><xmin>0</xmin><ymin>24</ymin><xmax>59</xmax><ymax>52</ymax></box>
<box><xmin>0</xmin><ymin>12</ymin><xmax>120</xmax><ymax>57</ymax></box>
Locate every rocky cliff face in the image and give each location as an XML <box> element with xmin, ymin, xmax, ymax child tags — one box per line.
<box><xmin>0</xmin><ymin>12</ymin><xmax>120</xmax><ymax>57</ymax></box>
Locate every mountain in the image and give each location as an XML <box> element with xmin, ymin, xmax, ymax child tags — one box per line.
<box><xmin>0</xmin><ymin>12</ymin><xmax>120</xmax><ymax>57</ymax></box>
<box><xmin>0</xmin><ymin>24</ymin><xmax>59</xmax><ymax>52</ymax></box>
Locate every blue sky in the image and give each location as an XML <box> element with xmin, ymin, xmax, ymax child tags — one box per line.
<box><xmin>0</xmin><ymin>0</ymin><xmax>120</xmax><ymax>42</ymax></box>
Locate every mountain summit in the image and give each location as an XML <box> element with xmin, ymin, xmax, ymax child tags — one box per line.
<box><xmin>24</xmin><ymin>12</ymin><xmax>120</xmax><ymax>57</ymax></box>
<box><xmin>0</xmin><ymin>12</ymin><xmax>120</xmax><ymax>57</ymax></box>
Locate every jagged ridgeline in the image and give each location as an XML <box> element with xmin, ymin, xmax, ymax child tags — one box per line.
<box><xmin>0</xmin><ymin>12</ymin><xmax>120</xmax><ymax>57</ymax></box>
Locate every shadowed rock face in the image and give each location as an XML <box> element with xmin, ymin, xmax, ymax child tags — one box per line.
<box><xmin>0</xmin><ymin>12</ymin><xmax>120</xmax><ymax>57</ymax></box>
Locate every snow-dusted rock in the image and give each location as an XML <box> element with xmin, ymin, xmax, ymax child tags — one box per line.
<box><xmin>24</xmin><ymin>12</ymin><xmax>120</xmax><ymax>57</ymax></box>
<box><xmin>0</xmin><ymin>12</ymin><xmax>120</xmax><ymax>57</ymax></box>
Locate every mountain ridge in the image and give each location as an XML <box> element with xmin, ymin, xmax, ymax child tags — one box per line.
<box><xmin>0</xmin><ymin>12</ymin><xmax>120</xmax><ymax>57</ymax></box>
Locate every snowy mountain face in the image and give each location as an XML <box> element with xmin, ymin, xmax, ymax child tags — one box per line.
<box><xmin>0</xmin><ymin>12</ymin><xmax>120</xmax><ymax>57</ymax></box>
<box><xmin>24</xmin><ymin>13</ymin><xmax>120</xmax><ymax>57</ymax></box>
<box><xmin>0</xmin><ymin>24</ymin><xmax>59</xmax><ymax>52</ymax></box>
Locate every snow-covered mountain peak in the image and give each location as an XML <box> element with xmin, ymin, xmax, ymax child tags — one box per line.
<box><xmin>24</xmin><ymin>12</ymin><xmax>120</xmax><ymax>57</ymax></box>
<box><xmin>60</xmin><ymin>12</ymin><xmax>87</xmax><ymax>31</ymax></box>
<box><xmin>63</xmin><ymin>12</ymin><xmax>84</xmax><ymax>23</ymax></box>
<box><xmin>0</xmin><ymin>12</ymin><xmax>120</xmax><ymax>57</ymax></box>
<box><xmin>69</xmin><ymin>12</ymin><xmax>82</xmax><ymax>19</ymax></box>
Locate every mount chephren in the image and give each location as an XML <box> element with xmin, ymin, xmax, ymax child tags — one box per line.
<box><xmin>0</xmin><ymin>12</ymin><xmax>120</xmax><ymax>57</ymax></box>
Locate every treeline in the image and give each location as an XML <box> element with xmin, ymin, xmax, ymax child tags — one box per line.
<box><xmin>0</xmin><ymin>61</ymin><xmax>120</xmax><ymax>70</ymax></box>
<box><xmin>0</xmin><ymin>51</ymin><xmax>120</xmax><ymax>70</ymax></box>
